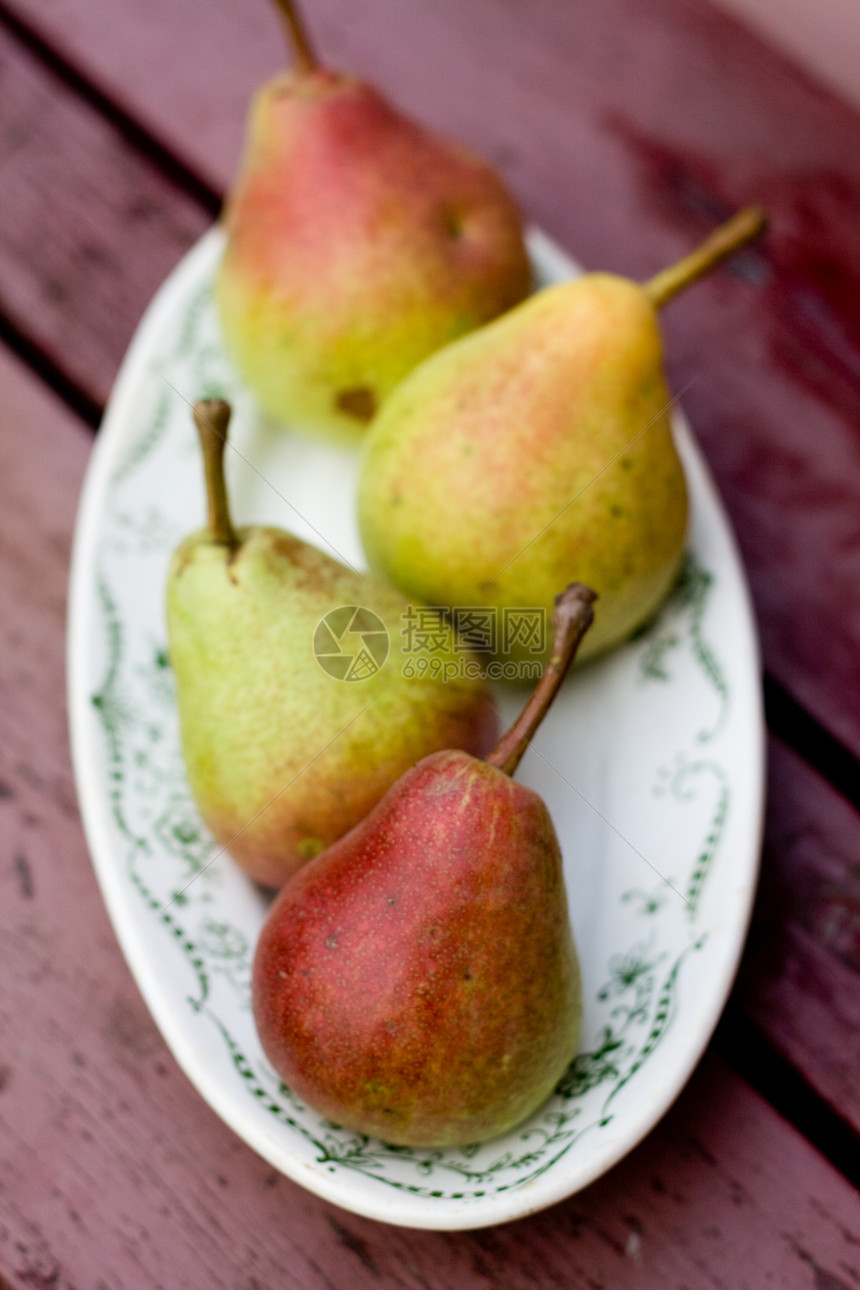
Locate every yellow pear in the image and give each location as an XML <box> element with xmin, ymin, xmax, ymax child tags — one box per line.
<box><xmin>167</xmin><ymin>401</ymin><xmax>495</xmax><ymax>887</ymax></box>
<box><xmin>358</xmin><ymin>209</ymin><xmax>766</xmax><ymax>666</ymax></box>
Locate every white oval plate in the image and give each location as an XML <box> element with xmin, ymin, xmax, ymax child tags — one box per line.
<box><xmin>68</xmin><ymin>227</ymin><xmax>764</xmax><ymax>1230</ymax></box>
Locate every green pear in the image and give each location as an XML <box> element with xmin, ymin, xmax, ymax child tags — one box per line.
<box><xmin>358</xmin><ymin>208</ymin><xmax>766</xmax><ymax>666</ymax></box>
<box><xmin>166</xmin><ymin>400</ymin><xmax>496</xmax><ymax>888</ymax></box>
<box><xmin>216</xmin><ymin>0</ymin><xmax>531</xmax><ymax>444</ymax></box>
<box><xmin>252</xmin><ymin>584</ymin><xmax>595</xmax><ymax>1147</ymax></box>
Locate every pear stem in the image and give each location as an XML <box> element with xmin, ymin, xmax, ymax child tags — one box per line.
<box><xmin>643</xmin><ymin>206</ymin><xmax>767</xmax><ymax>309</ymax></box>
<box><xmin>272</xmin><ymin>0</ymin><xmax>318</xmax><ymax>74</ymax></box>
<box><xmin>193</xmin><ymin>399</ymin><xmax>238</xmax><ymax>549</ymax></box>
<box><xmin>486</xmin><ymin>584</ymin><xmax>597</xmax><ymax>779</ymax></box>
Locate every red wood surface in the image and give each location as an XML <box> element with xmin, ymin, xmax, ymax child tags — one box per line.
<box><xmin>1</xmin><ymin>344</ymin><xmax>859</xmax><ymax>1283</ymax></box>
<box><xmin>741</xmin><ymin>737</ymin><xmax>860</xmax><ymax>1134</ymax></box>
<box><xmin>4</xmin><ymin>0</ymin><xmax>860</xmax><ymax>767</ymax></box>
<box><xmin>0</xmin><ymin>27</ymin><xmax>208</xmax><ymax>408</ymax></box>
<box><xmin>0</xmin><ymin>0</ymin><xmax>857</xmax><ymax>1133</ymax></box>
<box><xmin>1</xmin><ymin>0</ymin><xmax>860</xmax><ymax>1280</ymax></box>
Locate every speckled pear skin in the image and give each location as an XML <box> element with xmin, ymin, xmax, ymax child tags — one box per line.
<box><xmin>215</xmin><ymin>70</ymin><xmax>532</xmax><ymax>444</ymax></box>
<box><xmin>166</xmin><ymin>528</ymin><xmax>496</xmax><ymax>888</ymax></box>
<box><xmin>358</xmin><ymin>273</ymin><xmax>688</xmax><ymax>665</ymax></box>
<box><xmin>252</xmin><ymin>748</ymin><xmax>581</xmax><ymax>1147</ymax></box>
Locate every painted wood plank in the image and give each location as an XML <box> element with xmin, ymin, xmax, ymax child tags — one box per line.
<box><xmin>708</xmin><ymin>0</ymin><xmax>860</xmax><ymax>112</ymax></box>
<box><xmin>0</xmin><ymin>26</ymin><xmax>209</xmax><ymax>409</ymax></box>
<box><xmin>0</xmin><ymin>0</ymin><xmax>264</xmax><ymax>190</ymax></box>
<box><xmin>0</xmin><ymin>340</ymin><xmax>858</xmax><ymax>1286</ymax></box>
<box><xmin>739</xmin><ymin>736</ymin><xmax>860</xmax><ymax>1135</ymax></box>
<box><xmin>9</xmin><ymin>0</ymin><xmax>859</xmax><ymax>199</ymax></box>
<box><xmin>4</xmin><ymin>0</ymin><xmax>860</xmax><ymax>770</ymax></box>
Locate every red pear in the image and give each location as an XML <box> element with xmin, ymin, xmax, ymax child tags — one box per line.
<box><xmin>216</xmin><ymin>0</ymin><xmax>531</xmax><ymax>443</ymax></box>
<box><xmin>252</xmin><ymin>584</ymin><xmax>596</xmax><ymax>1146</ymax></box>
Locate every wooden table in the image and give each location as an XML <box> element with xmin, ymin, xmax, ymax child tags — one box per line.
<box><xmin>2</xmin><ymin>0</ymin><xmax>859</xmax><ymax>1283</ymax></box>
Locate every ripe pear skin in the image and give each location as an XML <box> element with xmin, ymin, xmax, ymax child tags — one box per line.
<box><xmin>358</xmin><ymin>273</ymin><xmax>688</xmax><ymax>666</ymax></box>
<box><xmin>252</xmin><ymin>748</ymin><xmax>581</xmax><ymax>1147</ymax></box>
<box><xmin>167</xmin><ymin>528</ymin><xmax>496</xmax><ymax>888</ymax></box>
<box><xmin>216</xmin><ymin>70</ymin><xmax>532</xmax><ymax>443</ymax></box>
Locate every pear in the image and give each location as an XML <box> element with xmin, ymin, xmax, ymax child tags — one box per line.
<box><xmin>215</xmin><ymin>0</ymin><xmax>531</xmax><ymax>444</ymax></box>
<box><xmin>166</xmin><ymin>400</ymin><xmax>496</xmax><ymax>888</ymax></box>
<box><xmin>358</xmin><ymin>208</ymin><xmax>767</xmax><ymax>665</ymax></box>
<box><xmin>252</xmin><ymin>583</ymin><xmax>595</xmax><ymax>1147</ymax></box>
